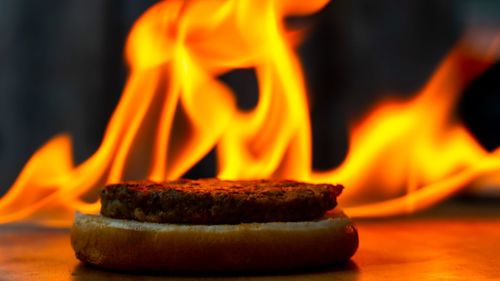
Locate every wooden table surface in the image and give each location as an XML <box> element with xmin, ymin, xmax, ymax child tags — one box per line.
<box><xmin>1</xmin><ymin>201</ymin><xmax>499</xmax><ymax>281</ymax></box>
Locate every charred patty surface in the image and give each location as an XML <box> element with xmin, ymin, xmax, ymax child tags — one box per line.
<box><xmin>100</xmin><ymin>179</ymin><xmax>343</xmax><ymax>224</ymax></box>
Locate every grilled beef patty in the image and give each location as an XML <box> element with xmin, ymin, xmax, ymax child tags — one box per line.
<box><xmin>100</xmin><ymin>179</ymin><xmax>343</xmax><ymax>224</ymax></box>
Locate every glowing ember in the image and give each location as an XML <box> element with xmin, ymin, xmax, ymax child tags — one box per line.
<box><xmin>0</xmin><ymin>0</ymin><xmax>499</xmax><ymax>226</ymax></box>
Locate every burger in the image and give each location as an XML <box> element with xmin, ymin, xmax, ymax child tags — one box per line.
<box><xmin>71</xmin><ymin>179</ymin><xmax>358</xmax><ymax>272</ymax></box>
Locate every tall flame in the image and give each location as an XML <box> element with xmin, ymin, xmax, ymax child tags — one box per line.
<box><xmin>0</xmin><ymin>0</ymin><xmax>499</xmax><ymax>226</ymax></box>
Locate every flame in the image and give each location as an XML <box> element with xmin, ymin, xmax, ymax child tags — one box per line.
<box><xmin>322</xmin><ymin>46</ymin><xmax>500</xmax><ymax>217</ymax></box>
<box><xmin>0</xmin><ymin>0</ymin><xmax>499</xmax><ymax>226</ymax></box>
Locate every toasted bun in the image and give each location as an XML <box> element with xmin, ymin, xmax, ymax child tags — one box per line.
<box><xmin>71</xmin><ymin>210</ymin><xmax>358</xmax><ymax>273</ymax></box>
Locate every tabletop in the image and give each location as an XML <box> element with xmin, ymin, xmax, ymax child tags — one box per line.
<box><xmin>0</xmin><ymin>201</ymin><xmax>499</xmax><ymax>281</ymax></box>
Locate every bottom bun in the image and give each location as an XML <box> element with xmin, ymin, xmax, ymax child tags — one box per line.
<box><xmin>71</xmin><ymin>210</ymin><xmax>358</xmax><ymax>273</ymax></box>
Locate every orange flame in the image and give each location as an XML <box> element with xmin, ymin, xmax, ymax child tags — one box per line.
<box><xmin>0</xmin><ymin>0</ymin><xmax>499</xmax><ymax>226</ymax></box>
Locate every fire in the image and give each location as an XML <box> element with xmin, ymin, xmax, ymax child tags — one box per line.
<box><xmin>0</xmin><ymin>0</ymin><xmax>499</xmax><ymax>226</ymax></box>
<box><xmin>325</xmin><ymin>45</ymin><xmax>500</xmax><ymax>217</ymax></box>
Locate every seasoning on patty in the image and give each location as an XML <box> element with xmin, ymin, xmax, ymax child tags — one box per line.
<box><xmin>100</xmin><ymin>179</ymin><xmax>343</xmax><ymax>224</ymax></box>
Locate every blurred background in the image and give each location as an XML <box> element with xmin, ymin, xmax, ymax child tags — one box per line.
<box><xmin>0</xmin><ymin>0</ymin><xmax>499</xmax><ymax>194</ymax></box>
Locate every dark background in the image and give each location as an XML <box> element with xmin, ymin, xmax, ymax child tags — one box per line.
<box><xmin>0</xmin><ymin>0</ymin><xmax>499</xmax><ymax>193</ymax></box>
